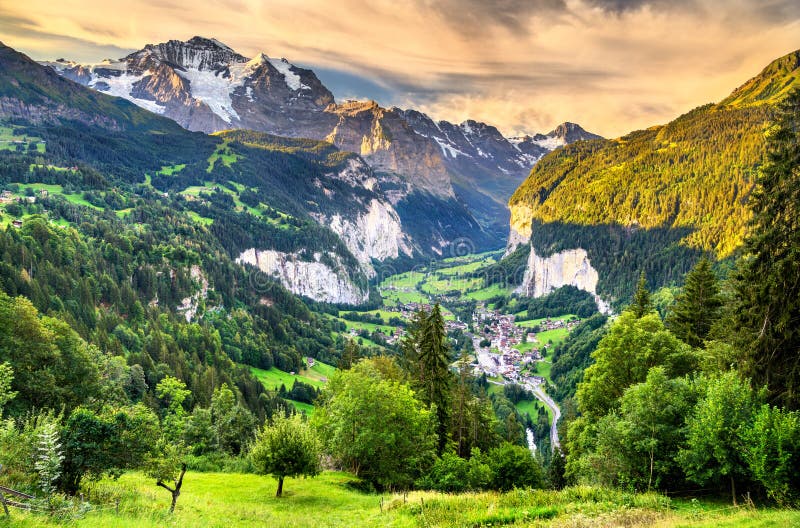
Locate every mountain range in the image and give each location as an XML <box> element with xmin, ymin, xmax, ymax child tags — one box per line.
<box><xmin>42</xmin><ymin>36</ymin><xmax>601</xmax><ymax>244</ymax></box>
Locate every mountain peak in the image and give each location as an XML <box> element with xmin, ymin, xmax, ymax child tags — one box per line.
<box><xmin>186</xmin><ymin>36</ymin><xmax>235</xmax><ymax>52</ymax></box>
<box><xmin>720</xmin><ymin>48</ymin><xmax>800</xmax><ymax>108</ymax></box>
<box><xmin>547</xmin><ymin>122</ymin><xmax>602</xmax><ymax>143</ymax></box>
<box><xmin>130</xmin><ymin>36</ymin><xmax>247</xmax><ymax>71</ymax></box>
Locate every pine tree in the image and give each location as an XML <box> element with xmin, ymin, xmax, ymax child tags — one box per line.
<box><xmin>630</xmin><ymin>271</ymin><xmax>653</xmax><ymax>318</ymax></box>
<box><xmin>733</xmin><ymin>87</ymin><xmax>800</xmax><ymax>410</ymax></box>
<box><xmin>399</xmin><ymin>309</ymin><xmax>425</xmax><ymax>376</ymax></box>
<box><xmin>416</xmin><ymin>304</ymin><xmax>453</xmax><ymax>454</ymax></box>
<box><xmin>666</xmin><ymin>258</ymin><xmax>722</xmax><ymax>348</ymax></box>
<box><xmin>338</xmin><ymin>339</ymin><xmax>361</xmax><ymax>370</ymax></box>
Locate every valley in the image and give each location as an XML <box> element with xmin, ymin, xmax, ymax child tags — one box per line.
<box><xmin>0</xmin><ymin>6</ymin><xmax>799</xmax><ymax>526</ymax></box>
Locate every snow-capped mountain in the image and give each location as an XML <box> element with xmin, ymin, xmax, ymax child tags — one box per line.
<box><xmin>43</xmin><ymin>36</ymin><xmax>601</xmax><ymax>249</ymax></box>
<box><xmin>43</xmin><ymin>36</ymin><xmax>334</xmax><ymax>134</ymax></box>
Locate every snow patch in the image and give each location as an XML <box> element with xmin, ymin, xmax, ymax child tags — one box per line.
<box><xmin>532</xmin><ymin>136</ymin><xmax>566</xmax><ymax>150</ymax></box>
<box><xmin>268</xmin><ymin>58</ymin><xmax>309</xmax><ymax>91</ymax></box>
<box><xmin>88</xmin><ymin>72</ymin><xmax>166</xmax><ymax>114</ymax></box>
<box><xmin>433</xmin><ymin>137</ymin><xmax>470</xmax><ymax>159</ymax></box>
<box><xmin>177</xmin><ymin>68</ymin><xmax>239</xmax><ymax>122</ymax></box>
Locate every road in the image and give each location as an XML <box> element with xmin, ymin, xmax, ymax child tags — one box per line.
<box><xmin>527</xmin><ymin>382</ymin><xmax>561</xmax><ymax>450</ymax></box>
<box><xmin>469</xmin><ymin>333</ymin><xmax>562</xmax><ymax>451</ymax></box>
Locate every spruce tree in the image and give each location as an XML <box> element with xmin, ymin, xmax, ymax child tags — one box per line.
<box><xmin>666</xmin><ymin>258</ymin><xmax>722</xmax><ymax>348</ymax></box>
<box><xmin>733</xmin><ymin>87</ymin><xmax>800</xmax><ymax>409</ymax></box>
<box><xmin>417</xmin><ymin>304</ymin><xmax>453</xmax><ymax>454</ymax></box>
<box><xmin>630</xmin><ymin>271</ymin><xmax>653</xmax><ymax>318</ymax></box>
<box><xmin>338</xmin><ymin>339</ymin><xmax>361</xmax><ymax>370</ymax></box>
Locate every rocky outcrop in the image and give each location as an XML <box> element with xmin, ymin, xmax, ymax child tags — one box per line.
<box><xmin>236</xmin><ymin>248</ymin><xmax>369</xmax><ymax>305</ymax></box>
<box><xmin>319</xmin><ymin>198</ymin><xmax>412</xmax><ymax>275</ymax></box>
<box><xmin>516</xmin><ymin>245</ymin><xmax>610</xmax><ymax>313</ymax></box>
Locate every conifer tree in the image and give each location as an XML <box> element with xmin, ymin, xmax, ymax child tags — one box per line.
<box><xmin>338</xmin><ymin>339</ymin><xmax>361</xmax><ymax>370</ymax></box>
<box><xmin>418</xmin><ymin>304</ymin><xmax>453</xmax><ymax>454</ymax></box>
<box><xmin>732</xmin><ymin>87</ymin><xmax>800</xmax><ymax>409</ymax></box>
<box><xmin>630</xmin><ymin>271</ymin><xmax>654</xmax><ymax>318</ymax></box>
<box><xmin>666</xmin><ymin>258</ymin><xmax>722</xmax><ymax>348</ymax></box>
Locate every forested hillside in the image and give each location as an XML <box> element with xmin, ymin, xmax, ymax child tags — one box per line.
<box><xmin>508</xmin><ymin>49</ymin><xmax>800</xmax><ymax>302</ymax></box>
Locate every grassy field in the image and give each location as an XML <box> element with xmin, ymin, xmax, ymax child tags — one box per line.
<box><xmin>207</xmin><ymin>140</ymin><xmax>241</xmax><ymax>172</ymax></box>
<box><xmin>186</xmin><ymin>211</ymin><xmax>214</xmax><ymax>225</ymax></box>
<box><xmin>4</xmin><ymin>471</ymin><xmax>797</xmax><ymax>528</ymax></box>
<box><xmin>0</xmin><ymin>125</ymin><xmax>45</xmax><ymax>153</ymax></box>
<box><xmin>249</xmin><ymin>361</ymin><xmax>334</xmax><ymax>391</ymax></box>
<box><xmin>250</xmin><ymin>361</ymin><xmax>335</xmax><ymax>414</ymax></box>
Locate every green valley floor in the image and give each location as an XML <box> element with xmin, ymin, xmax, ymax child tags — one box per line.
<box><xmin>3</xmin><ymin>471</ymin><xmax>798</xmax><ymax>527</ymax></box>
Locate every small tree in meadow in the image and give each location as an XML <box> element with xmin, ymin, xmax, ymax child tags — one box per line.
<box><xmin>250</xmin><ymin>412</ymin><xmax>321</xmax><ymax>497</ymax></box>
<box><xmin>146</xmin><ymin>439</ymin><xmax>189</xmax><ymax>513</ymax></box>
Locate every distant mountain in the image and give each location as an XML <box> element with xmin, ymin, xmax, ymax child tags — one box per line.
<box><xmin>0</xmin><ymin>41</ymin><xmax>409</xmax><ymax>304</ymax></box>
<box><xmin>506</xmin><ymin>49</ymin><xmax>800</xmax><ymax>308</ymax></box>
<box><xmin>42</xmin><ymin>36</ymin><xmax>601</xmax><ymax>246</ymax></box>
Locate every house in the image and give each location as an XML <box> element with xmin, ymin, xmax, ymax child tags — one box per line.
<box><xmin>11</xmin><ymin>219</ymin><xmax>23</xmax><ymax>228</ymax></box>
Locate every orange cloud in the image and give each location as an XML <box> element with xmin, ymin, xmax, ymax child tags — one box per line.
<box><xmin>1</xmin><ymin>0</ymin><xmax>798</xmax><ymax>137</ymax></box>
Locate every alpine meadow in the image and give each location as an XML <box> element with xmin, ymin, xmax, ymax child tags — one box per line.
<box><xmin>0</xmin><ymin>2</ymin><xmax>799</xmax><ymax>527</ymax></box>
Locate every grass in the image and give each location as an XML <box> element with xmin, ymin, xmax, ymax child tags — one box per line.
<box><xmin>534</xmin><ymin>360</ymin><xmax>552</xmax><ymax>382</ymax></box>
<box><xmin>536</xmin><ymin>328</ymin><xmax>570</xmax><ymax>347</ymax></box>
<box><xmin>15</xmin><ymin>183</ymin><xmax>105</xmax><ymax>211</ymax></box>
<box><xmin>6</xmin><ymin>473</ymin><xmax>797</xmax><ymax>528</ymax></box>
<box><xmin>0</xmin><ymin>125</ymin><xmax>45</xmax><ymax>153</ymax></box>
<box><xmin>250</xmin><ymin>362</ymin><xmax>336</xmax><ymax>415</ymax></box>
<box><xmin>249</xmin><ymin>363</ymin><xmax>333</xmax><ymax>391</ymax></box>
<box><xmin>207</xmin><ymin>140</ymin><xmax>241</xmax><ymax>172</ymax></box>
<box><xmin>187</xmin><ymin>211</ymin><xmax>213</xmax><ymax>225</ymax></box>
<box><xmin>465</xmin><ymin>284</ymin><xmax>512</xmax><ymax>301</ymax></box>
<box><xmin>158</xmin><ymin>164</ymin><xmax>186</xmax><ymax>176</ymax></box>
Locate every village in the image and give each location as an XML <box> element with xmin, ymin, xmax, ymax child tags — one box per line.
<box><xmin>470</xmin><ymin>303</ymin><xmax>580</xmax><ymax>388</ymax></box>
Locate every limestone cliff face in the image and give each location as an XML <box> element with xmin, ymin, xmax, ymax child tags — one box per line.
<box><xmin>321</xmin><ymin>198</ymin><xmax>412</xmax><ymax>275</ymax></box>
<box><xmin>516</xmin><ymin>245</ymin><xmax>610</xmax><ymax>313</ymax></box>
<box><xmin>236</xmin><ymin>248</ymin><xmax>369</xmax><ymax>305</ymax></box>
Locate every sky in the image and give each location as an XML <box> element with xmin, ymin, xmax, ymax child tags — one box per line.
<box><xmin>1</xmin><ymin>0</ymin><xmax>799</xmax><ymax>138</ymax></box>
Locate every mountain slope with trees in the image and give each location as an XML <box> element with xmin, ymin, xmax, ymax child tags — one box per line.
<box><xmin>508</xmin><ymin>49</ymin><xmax>800</xmax><ymax>304</ymax></box>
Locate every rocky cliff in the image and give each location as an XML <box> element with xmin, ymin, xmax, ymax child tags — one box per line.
<box><xmin>236</xmin><ymin>248</ymin><xmax>369</xmax><ymax>305</ymax></box>
<box><xmin>516</xmin><ymin>245</ymin><xmax>610</xmax><ymax>313</ymax></box>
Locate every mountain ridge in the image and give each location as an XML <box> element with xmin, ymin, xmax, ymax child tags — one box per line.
<box><xmin>507</xmin><ymin>48</ymin><xmax>800</xmax><ymax>306</ymax></box>
<box><xmin>41</xmin><ymin>36</ymin><xmax>601</xmax><ymax>246</ymax></box>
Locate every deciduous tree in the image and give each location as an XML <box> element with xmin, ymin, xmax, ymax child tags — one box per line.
<box><xmin>250</xmin><ymin>412</ymin><xmax>321</xmax><ymax>497</ymax></box>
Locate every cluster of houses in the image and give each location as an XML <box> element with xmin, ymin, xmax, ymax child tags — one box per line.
<box><xmin>539</xmin><ymin>317</ymin><xmax>582</xmax><ymax>332</ymax></box>
<box><xmin>471</xmin><ymin>304</ymin><xmax>571</xmax><ymax>387</ymax></box>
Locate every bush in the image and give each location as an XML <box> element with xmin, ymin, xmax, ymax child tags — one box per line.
<box><xmin>488</xmin><ymin>442</ymin><xmax>544</xmax><ymax>491</ymax></box>
<box><xmin>743</xmin><ymin>405</ymin><xmax>800</xmax><ymax>506</ymax></box>
<box><xmin>417</xmin><ymin>450</ymin><xmax>492</xmax><ymax>492</ymax></box>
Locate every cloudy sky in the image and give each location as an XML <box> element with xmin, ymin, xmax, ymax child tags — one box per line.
<box><xmin>2</xmin><ymin>0</ymin><xmax>799</xmax><ymax>137</ymax></box>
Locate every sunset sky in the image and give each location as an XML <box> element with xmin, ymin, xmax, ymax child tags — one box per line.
<box><xmin>2</xmin><ymin>0</ymin><xmax>799</xmax><ymax>138</ymax></box>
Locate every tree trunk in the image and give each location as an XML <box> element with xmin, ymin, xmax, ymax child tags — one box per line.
<box><xmin>157</xmin><ymin>463</ymin><xmax>187</xmax><ymax>514</ymax></box>
<box><xmin>276</xmin><ymin>476</ymin><xmax>284</xmax><ymax>498</ymax></box>
<box><xmin>730</xmin><ymin>475</ymin><xmax>737</xmax><ymax>506</ymax></box>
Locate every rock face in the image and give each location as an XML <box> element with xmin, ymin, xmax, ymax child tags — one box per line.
<box><xmin>42</xmin><ymin>36</ymin><xmax>600</xmax><ymax>253</ymax></box>
<box><xmin>516</xmin><ymin>245</ymin><xmax>610</xmax><ymax>313</ymax></box>
<box><xmin>317</xmin><ymin>198</ymin><xmax>412</xmax><ymax>276</ymax></box>
<box><xmin>236</xmin><ymin>248</ymin><xmax>369</xmax><ymax>305</ymax></box>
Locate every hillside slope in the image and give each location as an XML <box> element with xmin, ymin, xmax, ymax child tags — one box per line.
<box><xmin>507</xmin><ymin>49</ymin><xmax>800</xmax><ymax>305</ymax></box>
